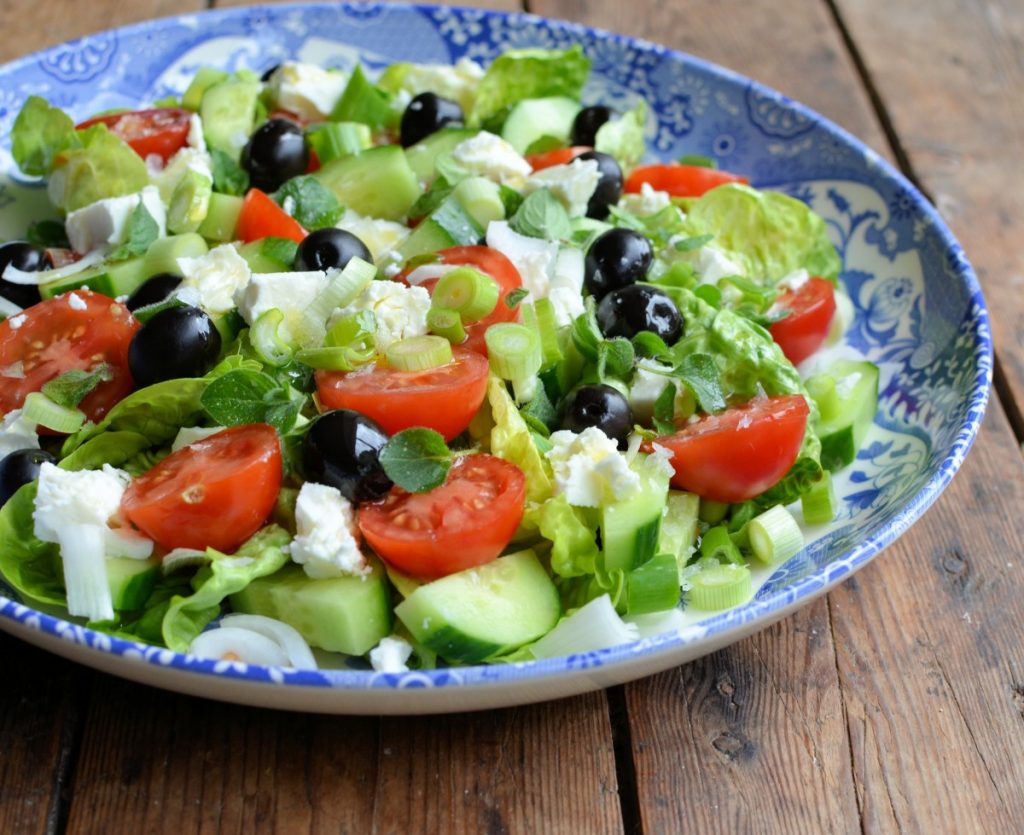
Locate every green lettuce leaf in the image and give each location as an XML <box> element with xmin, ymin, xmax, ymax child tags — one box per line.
<box><xmin>0</xmin><ymin>482</ymin><xmax>64</xmax><ymax>606</ymax></box>
<box><xmin>677</xmin><ymin>183</ymin><xmax>841</xmax><ymax>284</ymax></box>
<box><xmin>11</xmin><ymin>96</ymin><xmax>78</xmax><ymax>177</ymax></box>
<box><xmin>486</xmin><ymin>376</ymin><xmax>553</xmax><ymax>504</ymax></box>
<box><xmin>49</xmin><ymin>124</ymin><xmax>150</xmax><ymax>213</ymax></box>
<box><xmin>594</xmin><ymin>100</ymin><xmax>647</xmax><ymax>168</ymax></box>
<box><xmin>528</xmin><ymin>495</ymin><xmax>600</xmax><ymax>578</ymax></box>
<box><xmin>161</xmin><ymin>525</ymin><xmax>291</xmax><ymax>652</ymax></box>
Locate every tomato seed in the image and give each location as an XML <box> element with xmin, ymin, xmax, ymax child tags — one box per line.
<box><xmin>181</xmin><ymin>484</ymin><xmax>205</xmax><ymax>504</ymax></box>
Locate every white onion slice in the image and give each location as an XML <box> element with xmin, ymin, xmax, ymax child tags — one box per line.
<box><xmin>529</xmin><ymin>595</ymin><xmax>639</xmax><ymax>659</ymax></box>
<box><xmin>1</xmin><ymin>248</ymin><xmax>106</xmax><ymax>285</ymax></box>
<box><xmin>189</xmin><ymin>627</ymin><xmax>291</xmax><ymax>667</ymax></box>
<box><xmin>404</xmin><ymin>262</ymin><xmax>458</xmax><ymax>286</ymax></box>
<box><xmin>219</xmin><ymin>614</ymin><xmax>318</xmax><ymax>670</ymax></box>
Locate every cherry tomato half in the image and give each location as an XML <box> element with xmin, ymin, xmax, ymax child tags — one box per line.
<box><xmin>768</xmin><ymin>277</ymin><xmax>836</xmax><ymax>365</ymax></box>
<box><xmin>624</xmin><ymin>163</ymin><xmax>748</xmax><ymax>198</ymax></box>
<box><xmin>358</xmin><ymin>453</ymin><xmax>526</xmax><ymax>579</ymax></box>
<box><xmin>120</xmin><ymin>424</ymin><xmax>282</xmax><ymax>552</ymax></box>
<box><xmin>655</xmin><ymin>394</ymin><xmax>809</xmax><ymax>503</ymax></box>
<box><xmin>0</xmin><ymin>290</ymin><xmax>139</xmax><ymax>422</ymax></box>
<box><xmin>236</xmin><ymin>188</ymin><xmax>308</xmax><ymax>244</ymax></box>
<box><xmin>525</xmin><ymin>146</ymin><xmax>592</xmax><ymax>171</ymax></box>
<box><xmin>76</xmin><ymin>108</ymin><xmax>192</xmax><ymax>163</ymax></box>
<box><xmin>316</xmin><ymin>347</ymin><xmax>489</xmax><ymax>441</ymax></box>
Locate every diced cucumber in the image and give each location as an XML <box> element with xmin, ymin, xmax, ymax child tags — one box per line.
<box><xmin>602</xmin><ymin>454</ymin><xmax>671</xmax><ymax>573</ymax></box>
<box><xmin>330</xmin><ymin>66</ymin><xmax>396</xmax><ymax>131</ymax></box>
<box><xmin>229</xmin><ymin>560</ymin><xmax>391</xmax><ymax>656</ymax></box>
<box><xmin>314</xmin><ymin>145</ymin><xmax>421</xmax><ymax>220</ymax></box>
<box><xmin>305</xmin><ymin>122</ymin><xmax>372</xmax><ymax>165</ymax></box>
<box><xmin>235</xmin><ymin>237</ymin><xmax>297</xmax><ymax>273</ymax></box>
<box><xmin>39</xmin><ymin>257</ymin><xmax>148</xmax><ymax>299</ymax></box>
<box><xmin>106</xmin><ymin>556</ymin><xmax>159</xmax><ymax>611</ymax></box>
<box><xmin>183</xmin><ymin>67</ymin><xmax>228</xmax><ymax>112</ymax></box>
<box><xmin>143</xmin><ymin>233</ymin><xmax>209</xmax><ymax>275</ymax></box>
<box><xmin>658</xmin><ymin>491</ymin><xmax>700</xmax><ymax>574</ymax></box>
<box><xmin>395</xmin><ymin>550</ymin><xmax>560</xmax><ymax>664</ymax></box>
<box><xmin>501</xmin><ymin>96</ymin><xmax>581</xmax><ymax>154</ymax></box>
<box><xmin>807</xmin><ymin>359</ymin><xmax>879</xmax><ymax>471</ymax></box>
<box><xmin>453</xmin><ymin>176</ymin><xmax>505</xmax><ymax>228</ymax></box>
<box><xmin>404</xmin><ymin>127</ymin><xmax>478</xmax><ymax>183</ymax></box>
<box><xmin>394</xmin><ymin>195</ymin><xmax>483</xmax><ymax>263</ymax></box>
<box><xmin>200</xmin><ymin>78</ymin><xmax>261</xmax><ymax>159</ymax></box>
<box><xmin>198</xmin><ymin>193</ymin><xmax>243</xmax><ymax>242</ymax></box>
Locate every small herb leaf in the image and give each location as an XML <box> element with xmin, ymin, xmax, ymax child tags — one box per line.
<box><xmin>273</xmin><ymin>175</ymin><xmax>344</xmax><ymax>230</ymax></box>
<box><xmin>673</xmin><ymin>233</ymin><xmax>714</xmax><ymax>253</ymax></box>
<box><xmin>379</xmin><ymin>428</ymin><xmax>452</xmax><ymax>493</ymax></box>
<box><xmin>509</xmin><ymin>189</ymin><xmax>571</xmax><ymax>241</ymax></box>
<box><xmin>674</xmin><ymin>352</ymin><xmax>726</xmax><ymax>414</ymax></box>
<box><xmin>41</xmin><ymin>365</ymin><xmax>113</xmax><ymax>409</ymax></box>
<box><xmin>504</xmin><ymin>287</ymin><xmax>529</xmax><ymax>309</ymax></box>
<box><xmin>200</xmin><ymin>369</ymin><xmax>303</xmax><ymax>433</ymax></box>
<box><xmin>210</xmin><ymin>148</ymin><xmax>250</xmax><ymax>196</ymax></box>
<box><xmin>108</xmin><ymin>201</ymin><xmax>158</xmax><ymax>262</ymax></box>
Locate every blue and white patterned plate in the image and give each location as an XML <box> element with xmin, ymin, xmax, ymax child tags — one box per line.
<box><xmin>0</xmin><ymin>3</ymin><xmax>990</xmax><ymax>714</ymax></box>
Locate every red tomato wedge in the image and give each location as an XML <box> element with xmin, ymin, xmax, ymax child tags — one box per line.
<box><xmin>399</xmin><ymin>246</ymin><xmax>522</xmax><ymax>355</ymax></box>
<box><xmin>121</xmin><ymin>424</ymin><xmax>282</xmax><ymax>552</ymax></box>
<box><xmin>316</xmin><ymin>347</ymin><xmax>489</xmax><ymax>441</ymax></box>
<box><xmin>525</xmin><ymin>146</ymin><xmax>592</xmax><ymax>171</ymax></box>
<box><xmin>358</xmin><ymin>454</ymin><xmax>526</xmax><ymax>579</ymax></box>
<box><xmin>768</xmin><ymin>277</ymin><xmax>836</xmax><ymax>365</ymax></box>
<box><xmin>655</xmin><ymin>395</ymin><xmax>809</xmax><ymax>503</ymax></box>
<box><xmin>76</xmin><ymin>108</ymin><xmax>192</xmax><ymax>163</ymax></box>
<box><xmin>236</xmin><ymin>188</ymin><xmax>307</xmax><ymax>244</ymax></box>
<box><xmin>0</xmin><ymin>290</ymin><xmax>139</xmax><ymax>422</ymax></box>
<box><xmin>624</xmin><ymin>163</ymin><xmax>748</xmax><ymax>197</ymax></box>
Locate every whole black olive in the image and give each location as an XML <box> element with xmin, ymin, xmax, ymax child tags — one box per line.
<box><xmin>303</xmin><ymin>409</ymin><xmax>392</xmax><ymax>503</ymax></box>
<box><xmin>0</xmin><ymin>448</ymin><xmax>56</xmax><ymax>507</ymax></box>
<box><xmin>0</xmin><ymin>241</ymin><xmax>50</xmax><ymax>309</ymax></box>
<box><xmin>596</xmin><ymin>284</ymin><xmax>683</xmax><ymax>344</ymax></box>
<box><xmin>400</xmin><ymin>92</ymin><xmax>464</xmax><ymax>148</ymax></box>
<box><xmin>584</xmin><ymin>228</ymin><xmax>654</xmax><ymax>300</ymax></box>
<box><xmin>294</xmin><ymin>228</ymin><xmax>373</xmax><ymax>272</ymax></box>
<box><xmin>125</xmin><ymin>273</ymin><xmax>182</xmax><ymax>312</ymax></box>
<box><xmin>571</xmin><ymin>105</ymin><xmax>617</xmax><ymax>147</ymax></box>
<box><xmin>561</xmin><ymin>384</ymin><xmax>634</xmax><ymax>447</ymax></box>
<box><xmin>127</xmin><ymin>306</ymin><xmax>222</xmax><ymax>387</ymax></box>
<box><xmin>241</xmin><ymin>118</ymin><xmax>309</xmax><ymax>193</ymax></box>
<box><xmin>573</xmin><ymin>150</ymin><xmax>623</xmax><ymax>220</ymax></box>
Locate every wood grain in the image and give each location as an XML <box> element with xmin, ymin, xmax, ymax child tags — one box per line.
<box><xmin>830</xmin><ymin>0</ymin><xmax>1024</xmax><ymax>424</ymax></box>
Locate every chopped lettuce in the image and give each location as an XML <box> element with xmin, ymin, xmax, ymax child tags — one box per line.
<box><xmin>0</xmin><ymin>482</ymin><xmax>64</xmax><ymax>606</ymax></box>
<box><xmin>10</xmin><ymin>95</ymin><xmax>77</xmax><ymax>177</ymax></box>
<box><xmin>48</xmin><ymin>124</ymin><xmax>150</xmax><ymax>213</ymax></box>
<box><xmin>486</xmin><ymin>376</ymin><xmax>553</xmax><ymax>504</ymax></box>
<box><xmin>594</xmin><ymin>100</ymin><xmax>647</xmax><ymax>168</ymax></box>
<box><xmin>528</xmin><ymin>495</ymin><xmax>600</xmax><ymax>578</ymax></box>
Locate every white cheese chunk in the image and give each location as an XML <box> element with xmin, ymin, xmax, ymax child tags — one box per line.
<box><xmin>451</xmin><ymin>132</ymin><xmax>532</xmax><ymax>188</ymax></box>
<box><xmin>619</xmin><ymin>182</ymin><xmax>672</xmax><ymax>216</ymax></box>
<box><xmin>777</xmin><ymin>268</ymin><xmax>811</xmax><ymax>292</ymax></box>
<box><xmin>670</xmin><ymin>241</ymin><xmax>746</xmax><ymax>284</ymax></box>
<box><xmin>0</xmin><ymin>409</ymin><xmax>39</xmax><ymax>458</ymax></box>
<box><xmin>369</xmin><ymin>635</ymin><xmax>414</xmax><ymax>674</ymax></box>
<box><xmin>290</xmin><ymin>482</ymin><xmax>368</xmax><ymax>579</ymax></box>
<box><xmin>547</xmin><ymin>426</ymin><xmax>642</xmax><ymax>508</ymax></box>
<box><xmin>187</xmin><ymin>113</ymin><xmax>207</xmax><ymax>152</ymax></box>
<box><xmin>629</xmin><ymin>360</ymin><xmax>680</xmax><ymax>423</ymax></box>
<box><xmin>234</xmin><ymin>269</ymin><xmax>331</xmax><ymax>342</ymax></box>
<box><xmin>330</xmin><ymin>280</ymin><xmax>430</xmax><ymax>349</ymax></box>
<box><xmin>335</xmin><ymin>210</ymin><xmax>411</xmax><ymax>264</ymax></box>
<box><xmin>396</xmin><ymin>57</ymin><xmax>484</xmax><ymax>113</ymax></box>
<box><xmin>175</xmin><ymin>243</ymin><xmax>252</xmax><ymax>316</ymax></box>
<box><xmin>152</xmin><ymin>146</ymin><xmax>214</xmax><ymax>204</ymax></box>
<box><xmin>522</xmin><ymin>158</ymin><xmax>600</xmax><ymax>218</ymax></box>
<box><xmin>64</xmin><ymin>186</ymin><xmax>166</xmax><ymax>254</ymax></box>
<box><xmin>270</xmin><ymin>62</ymin><xmax>349</xmax><ymax>122</ymax></box>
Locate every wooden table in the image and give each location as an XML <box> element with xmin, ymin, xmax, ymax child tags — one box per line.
<box><xmin>2</xmin><ymin>1</ymin><xmax>1022</xmax><ymax>831</ymax></box>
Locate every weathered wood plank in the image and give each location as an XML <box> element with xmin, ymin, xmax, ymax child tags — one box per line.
<box><xmin>64</xmin><ymin>677</ymin><xmax>622</xmax><ymax>834</ymax></box>
<box><xmin>831</xmin><ymin>0</ymin><xmax>1024</xmax><ymax>422</ymax></box>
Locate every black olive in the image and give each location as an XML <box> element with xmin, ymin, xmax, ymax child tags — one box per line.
<box><xmin>562</xmin><ymin>384</ymin><xmax>633</xmax><ymax>447</ymax></box>
<box><xmin>0</xmin><ymin>241</ymin><xmax>51</xmax><ymax>309</ymax></box>
<box><xmin>400</xmin><ymin>92</ymin><xmax>463</xmax><ymax>148</ymax></box>
<box><xmin>573</xmin><ymin>150</ymin><xmax>622</xmax><ymax>220</ymax></box>
<box><xmin>294</xmin><ymin>228</ymin><xmax>373</xmax><ymax>272</ymax></box>
<box><xmin>127</xmin><ymin>306</ymin><xmax>221</xmax><ymax>387</ymax></box>
<box><xmin>584</xmin><ymin>228</ymin><xmax>653</xmax><ymax>300</ymax></box>
<box><xmin>571</xmin><ymin>105</ymin><xmax>617</xmax><ymax>147</ymax></box>
<box><xmin>303</xmin><ymin>409</ymin><xmax>392</xmax><ymax>503</ymax></box>
<box><xmin>125</xmin><ymin>273</ymin><xmax>182</xmax><ymax>312</ymax></box>
<box><xmin>596</xmin><ymin>284</ymin><xmax>683</xmax><ymax>344</ymax></box>
<box><xmin>0</xmin><ymin>448</ymin><xmax>56</xmax><ymax>507</ymax></box>
<box><xmin>241</xmin><ymin>118</ymin><xmax>309</xmax><ymax>193</ymax></box>
<box><xmin>260</xmin><ymin>64</ymin><xmax>281</xmax><ymax>83</ymax></box>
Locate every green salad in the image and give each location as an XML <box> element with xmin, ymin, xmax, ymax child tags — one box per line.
<box><xmin>0</xmin><ymin>47</ymin><xmax>878</xmax><ymax>672</ymax></box>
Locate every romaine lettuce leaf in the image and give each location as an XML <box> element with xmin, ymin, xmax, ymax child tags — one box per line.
<box><xmin>10</xmin><ymin>95</ymin><xmax>78</xmax><ymax>177</ymax></box>
<box><xmin>48</xmin><ymin>124</ymin><xmax>149</xmax><ymax>213</ymax></box>
<box><xmin>594</xmin><ymin>100</ymin><xmax>647</xmax><ymax>168</ymax></box>
<box><xmin>0</xmin><ymin>482</ymin><xmax>64</xmax><ymax>606</ymax></box>
<box><xmin>486</xmin><ymin>376</ymin><xmax>553</xmax><ymax>504</ymax></box>
<box><xmin>528</xmin><ymin>495</ymin><xmax>600</xmax><ymax>578</ymax></box>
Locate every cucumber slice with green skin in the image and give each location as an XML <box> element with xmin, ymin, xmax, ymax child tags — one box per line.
<box><xmin>808</xmin><ymin>359</ymin><xmax>879</xmax><ymax>471</ymax></box>
<box><xmin>143</xmin><ymin>232</ymin><xmax>209</xmax><ymax>275</ymax></box>
<box><xmin>106</xmin><ymin>556</ymin><xmax>159</xmax><ymax>611</ymax></box>
<box><xmin>501</xmin><ymin>96</ymin><xmax>581</xmax><ymax>154</ymax></box>
<box><xmin>395</xmin><ymin>550</ymin><xmax>560</xmax><ymax>664</ymax></box>
<box><xmin>200</xmin><ymin>78</ymin><xmax>261</xmax><ymax>159</ymax></box>
<box><xmin>452</xmin><ymin>176</ymin><xmax>505</xmax><ymax>228</ymax></box>
<box><xmin>602</xmin><ymin>455</ymin><xmax>671</xmax><ymax>573</ymax></box>
<box><xmin>182</xmin><ymin>67</ymin><xmax>228</xmax><ymax>112</ymax></box>
<box><xmin>394</xmin><ymin>195</ymin><xmax>483</xmax><ymax>263</ymax></box>
<box><xmin>404</xmin><ymin>127</ymin><xmax>478</xmax><ymax>183</ymax></box>
<box><xmin>235</xmin><ymin>238</ymin><xmax>297</xmax><ymax>274</ymax></box>
<box><xmin>229</xmin><ymin>560</ymin><xmax>391</xmax><ymax>656</ymax></box>
<box><xmin>314</xmin><ymin>145</ymin><xmax>421</xmax><ymax>221</ymax></box>
<box><xmin>197</xmin><ymin>193</ymin><xmax>243</xmax><ymax>242</ymax></box>
<box><xmin>658</xmin><ymin>491</ymin><xmax>700</xmax><ymax>568</ymax></box>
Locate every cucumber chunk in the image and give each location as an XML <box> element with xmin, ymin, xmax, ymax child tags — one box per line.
<box><xmin>395</xmin><ymin>550</ymin><xmax>560</xmax><ymax>664</ymax></box>
<box><xmin>404</xmin><ymin>127</ymin><xmax>478</xmax><ymax>183</ymax></box>
<box><xmin>314</xmin><ymin>145</ymin><xmax>421</xmax><ymax>220</ymax></box>
<box><xmin>602</xmin><ymin>455</ymin><xmax>671</xmax><ymax>573</ymax></box>
<box><xmin>394</xmin><ymin>195</ymin><xmax>483</xmax><ymax>263</ymax></box>
<box><xmin>807</xmin><ymin>359</ymin><xmax>879</xmax><ymax>471</ymax></box>
<box><xmin>501</xmin><ymin>96</ymin><xmax>581</xmax><ymax>154</ymax></box>
<box><xmin>106</xmin><ymin>556</ymin><xmax>159</xmax><ymax>611</ymax></box>
<box><xmin>200</xmin><ymin>78</ymin><xmax>261</xmax><ymax>159</ymax></box>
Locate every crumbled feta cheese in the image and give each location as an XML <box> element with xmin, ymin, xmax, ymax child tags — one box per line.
<box><xmin>486</xmin><ymin>220</ymin><xmax>559</xmax><ymax>299</ymax></box>
<box><xmin>66</xmin><ymin>292</ymin><xmax>86</xmax><ymax>311</ymax></box>
<box><xmin>0</xmin><ymin>408</ymin><xmax>39</xmax><ymax>458</ymax></box>
<box><xmin>620</xmin><ymin>182</ymin><xmax>672</xmax><ymax>216</ymax></box>
<box><xmin>451</xmin><ymin>132</ymin><xmax>532</xmax><ymax>188</ymax></box>
<box><xmin>335</xmin><ymin>210</ymin><xmax>410</xmax><ymax>264</ymax></box>
<box><xmin>647</xmin><ymin>443</ymin><xmax>676</xmax><ymax>480</ymax></box>
<box><xmin>33</xmin><ymin>463</ymin><xmax>128</xmax><ymax>534</ymax></box>
<box><xmin>152</xmin><ymin>147</ymin><xmax>214</xmax><ymax>204</ymax></box>
<box><xmin>175</xmin><ymin>244</ymin><xmax>252</xmax><ymax>316</ymax></box>
<box><xmin>330</xmin><ymin>280</ymin><xmax>430</xmax><ymax>349</ymax></box>
<box><xmin>629</xmin><ymin>360</ymin><xmax>679</xmax><ymax>423</ymax></box>
<box><xmin>397</xmin><ymin>57</ymin><xmax>484</xmax><ymax>112</ymax></box>
<box><xmin>234</xmin><ymin>269</ymin><xmax>331</xmax><ymax>341</ymax></box>
<box><xmin>7</xmin><ymin>313</ymin><xmax>26</xmax><ymax>330</ymax></box>
<box><xmin>171</xmin><ymin>425</ymin><xmax>226</xmax><ymax>452</ymax></box>
<box><xmin>269</xmin><ymin>62</ymin><xmax>349</xmax><ymax>122</ymax></box>
<box><xmin>522</xmin><ymin>158</ymin><xmax>600</xmax><ymax>218</ymax></box>
<box><xmin>369</xmin><ymin>635</ymin><xmax>414</xmax><ymax>674</ymax></box>
<box><xmin>64</xmin><ymin>186</ymin><xmax>167</xmax><ymax>254</ymax></box>
<box><xmin>547</xmin><ymin>426</ymin><xmax>642</xmax><ymax>507</ymax></box>
<box><xmin>290</xmin><ymin>482</ymin><xmax>368</xmax><ymax>579</ymax></box>
<box><xmin>546</xmin><ymin>286</ymin><xmax>585</xmax><ymax>328</ymax></box>
<box><xmin>680</xmin><ymin>244</ymin><xmax>746</xmax><ymax>284</ymax></box>
<box><xmin>777</xmin><ymin>268</ymin><xmax>811</xmax><ymax>292</ymax></box>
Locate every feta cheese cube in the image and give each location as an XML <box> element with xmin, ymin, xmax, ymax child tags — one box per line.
<box><xmin>619</xmin><ymin>182</ymin><xmax>672</xmax><ymax>216</ymax></box>
<box><xmin>369</xmin><ymin>635</ymin><xmax>414</xmax><ymax>674</ymax></box>
<box><xmin>397</xmin><ymin>57</ymin><xmax>484</xmax><ymax>113</ymax></box>
<box><xmin>330</xmin><ymin>280</ymin><xmax>430</xmax><ymax>350</ymax></box>
<box><xmin>486</xmin><ymin>220</ymin><xmax>559</xmax><ymax>300</ymax></box>
<box><xmin>0</xmin><ymin>408</ymin><xmax>39</xmax><ymax>458</ymax></box>
<box><xmin>670</xmin><ymin>240</ymin><xmax>746</xmax><ymax>284</ymax></box>
<box><xmin>629</xmin><ymin>360</ymin><xmax>679</xmax><ymax>423</ymax></box>
<box><xmin>451</xmin><ymin>132</ymin><xmax>532</xmax><ymax>188</ymax></box>
<box><xmin>64</xmin><ymin>186</ymin><xmax>167</xmax><ymax>254</ymax></box>
<box><xmin>175</xmin><ymin>244</ymin><xmax>253</xmax><ymax>316</ymax></box>
<box><xmin>547</xmin><ymin>426</ymin><xmax>642</xmax><ymax>507</ymax></box>
<box><xmin>290</xmin><ymin>482</ymin><xmax>368</xmax><ymax>579</ymax></box>
<box><xmin>234</xmin><ymin>269</ymin><xmax>331</xmax><ymax>341</ymax></box>
<box><xmin>335</xmin><ymin>210</ymin><xmax>411</xmax><ymax>264</ymax></box>
<box><xmin>270</xmin><ymin>62</ymin><xmax>349</xmax><ymax>122</ymax></box>
<box><xmin>522</xmin><ymin>158</ymin><xmax>600</xmax><ymax>218</ymax></box>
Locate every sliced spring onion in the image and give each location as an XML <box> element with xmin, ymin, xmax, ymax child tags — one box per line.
<box><xmin>801</xmin><ymin>472</ymin><xmax>837</xmax><ymax>525</ymax></box>
<box><xmin>0</xmin><ymin>296</ymin><xmax>23</xmax><ymax>317</ymax></box>
<box><xmin>698</xmin><ymin>498</ymin><xmax>730</xmax><ymax>525</ymax></box>
<box><xmin>162</xmin><ymin>548</ymin><xmax>211</xmax><ymax>574</ymax></box>
<box><xmin>427</xmin><ymin>305</ymin><xmax>466</xmax><ymax>344</ymax></box>
<box><xmin>521</xmin><ymin>298</ymin><xmax>563</xmax><ymax>368</ymax></box>
<box><xmin>432</xmin><ymin>266</ymin><xmax>499</xmax><ymax>323</ymax></box>
<box><xmin>294</xmin><ymin>256</ymin><xmax>376</xmax><ymax>346</ymax></box>
<box><xmin>626</xmin><ymin>552</ymin><xmax>682</xmax><ymax>615</ymax></box>
<box><xmin>699</xmin><ymin>525</ymin><xmax>744</xmax><ymax>565</ymax></box>
<box><xmin>306</xmin><ymin>121</ymin><xmax>372</xmax><ymax>165</ymax></box>
<box><xmin>250</xmin><ymin>308</ymin><xmax>294</xmax><ymax>367</ymax></box>
<box><xmin>385</xmin><ymin>335</ymin><xmax>453</xmax><ymax>371</ymax></box>
<box><xmin>22</xmin><ymin>391</ymin><xmax>85</xmax><ymax>433</ymax></box>
<box><xmin>748</xmin><ymin>504</ymin><xmax>804</xmax><ymax>565</ymax></box>
<box><xmin>687</xmin><ymin>563</ymin><xmax>753</xmax><ymax>611</ymax></box>
<box><xmin>485</xmin><ymin>322</ymin><xmax>542</xmax><ymax>403</ymax></box>
<box><xmin>189</xmin><ymin>627</ymin><xmax>291</xmax><ymax>666</ymax></box>
<box><xmin>529</xmin><ymin>594</ymin><xmax>639</xmax><ymax>659</ymax></box>
<box><xmin>294</xmin><ymin>346</ymin><xmax>365</xmax><ymax>371</ymax></box>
